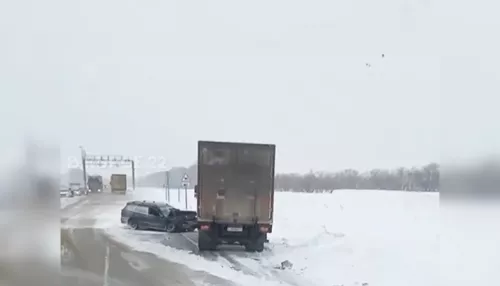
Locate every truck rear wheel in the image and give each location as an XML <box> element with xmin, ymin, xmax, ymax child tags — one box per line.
<box><xmin>245</xmin><ymin>241</ymin><xmax>264</xmax><ymax>252</ymax></box>
<box><xmin>245</xmin><ymin>233</ymin><xmax>266</xmax><ymax>252</ymax></box>
<box><xmin>198</xmin><ymin>231</ymin><xmax>216</xmax><ymax>251</ymax></box>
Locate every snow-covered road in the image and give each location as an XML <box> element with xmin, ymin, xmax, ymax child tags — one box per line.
<box><xmin>60</xmin><ymin>192</ymin><xmax>235</xmax><ymax>286</ymax></box>
<box><xmin>61</xmin><ymin>188</ymin><xmax>439</xmax><ymax>286</ymax></box>
<box><xmin>60</xmin><ymin>195</ymin><xmax>86</xmax><ymax>209</ymax></box>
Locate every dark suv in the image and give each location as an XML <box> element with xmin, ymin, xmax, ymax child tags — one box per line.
<box><xmin>121</xmin><ymin>201</ymin><xmax>198</xmax><ymax>233</ymax></box>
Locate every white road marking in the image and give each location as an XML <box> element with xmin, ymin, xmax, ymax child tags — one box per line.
<box><xmin>120</xmin><ymin>252</ymin><xmax>150</xmax><ymax>271</ymax></box>
<box><xmin>103</xmin><ymin>244</ymin><xmax>110</xmax><ymax>286</ymax></box>
<box><xmin>181</xmin><ymin>233</ymin><xmax>198</xmax><ymax>248</ymax></box>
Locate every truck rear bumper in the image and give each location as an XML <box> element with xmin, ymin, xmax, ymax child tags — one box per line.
<box><xmin>198</xmin><ymin>222</ymin><xmax>270</xmax><ymax>243</ymax></box>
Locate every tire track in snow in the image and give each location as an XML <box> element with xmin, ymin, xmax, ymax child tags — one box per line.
<box><xmin>61</xmin><ymin>196</ymin><xmax>87</xmax><ymax>210</ymax></box>
<box><xmin>221</xmin><ymin>251</ymin><xmax>303</xmax><ymax>286</ymax></box>
<box><xmin>61</xmin><ymin>200</ymin><xmax>90</xmax><ymax>225</ymax></box>
<box><xmin>217</xmin><ymin>252</ymin><xmax>260</xmax><ymax>277</ymax></box>
<box><xmin>179</xmin><ymin>233</ymin><xmax>262</xmax><ymax>277</ymax></box>
<box><xmin>179</xmin><ymin>232</ymin><xmax>303</xmax><ymax>285</ymax></box>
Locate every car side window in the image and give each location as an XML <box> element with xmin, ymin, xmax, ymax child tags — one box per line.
<box><xmin>125</xmin><ymin>205</ymin><xmax>137</xmax><ymax>212</ymax></box>
<box><xmin>134</xmin><ymin>206</ymin><xmax>149</xmax><ymax>215</ymax></box>
<box><xmin>148</xmin><ymin>207</ymin><xmax>161</xmax><ymax>217</ymax></box>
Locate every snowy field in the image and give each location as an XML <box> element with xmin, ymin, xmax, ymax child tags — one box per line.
<box><xmin>89</xmin><ymin>187</ymin><xmax>439</xmax><ymax>286</ymax></box>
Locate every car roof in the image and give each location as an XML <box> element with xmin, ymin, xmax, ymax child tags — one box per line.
<box><xmin>127</xmin><ymin>200</ymin><xmax>173</xmax><ymax>208</ymax></box>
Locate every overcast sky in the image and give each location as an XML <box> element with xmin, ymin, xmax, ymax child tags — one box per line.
<box><xmin>0</xmin><ymin>0</ymin><xmax>469</xmax><ymax>175</ymax></box>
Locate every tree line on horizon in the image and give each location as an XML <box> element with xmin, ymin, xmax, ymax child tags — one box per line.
<box><xmin>138</xmin><ymin>162</ymin><xmax>439</xmax><ymax>192</ymax></box>
<box><xmin>275</xmin><ymin>163</ymin><xmax>439</xmax><ymax>192</ymax></box>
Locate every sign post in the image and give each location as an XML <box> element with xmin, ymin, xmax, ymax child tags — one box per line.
<box><xmin>181</xmin><ymin>173</ymin><xmax>190</xmax><ymax>210</ymax></box>
<box><xmin>165</xmin><ymin>171</ymin><xmax>170</xmax><ymax>202</ymax></box>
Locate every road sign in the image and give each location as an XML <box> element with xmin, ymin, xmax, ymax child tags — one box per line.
<box><xmin>181</xmin><ymin>173</ymin><xmax>189</xmax><ymax>187</ymax></box>
<box><xmin>181</xmin><ymin>173</ymin><xmax>190</xmax><ymax>209</ymax></box>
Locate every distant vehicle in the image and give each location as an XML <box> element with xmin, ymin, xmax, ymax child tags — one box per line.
<box><xmin>121</xmin><ymin>201</ymin><xmax>198</xmax><ymax>232</ymax></box>
<box><xmin>195</xmin><ymin>140</ymin><xmax>276</xmax><ymax>252</ymax></box>
<box><xmin>69</xmin><ymin>183</ymin><xmax>87</xmax><ymax>196</ymax></box>
<box><xmin>110</xmin><ymin>174</ymin><xmax>127</xmax><ymax>194</ymax></box>
<box><xmin>60</xmin><ymin>188</ymin><xmax>73</xmax><ymax>197</ymax></box>
<box><xmin>87</xmin><ymin>175</ymin><xmax>103</xmax><ymax>193</ymax></box>
<box><xmin>69</xmin><ymin>183</ymin><xmax>80</xmax><ymax>191</ymax></box>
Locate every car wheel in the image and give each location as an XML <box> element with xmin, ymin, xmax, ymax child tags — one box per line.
<box><xmin>128</xmin><ymin>220</ymin><xmax>139</xmax><ymax>230</ymax></box>
<box><xmin>165</xmin><ymin>223</ymin><xmax>176</xmax><ymax>233</ymax></box>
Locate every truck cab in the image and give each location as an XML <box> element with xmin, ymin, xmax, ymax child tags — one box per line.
<box><xmin>87</xmin><ymin>175</ymin><xmax>103</xmax><ymax>193</ymax></box>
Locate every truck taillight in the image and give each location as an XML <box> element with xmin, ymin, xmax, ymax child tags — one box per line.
<box><xmin>259</xmin><ymin>225</ymin><xmax>269</xmax><ymax>233</ymax></box>
<box><xmin>200</xmin><ymin>224</ymin><xmax>210</xmax><ymax>231</ymax></box>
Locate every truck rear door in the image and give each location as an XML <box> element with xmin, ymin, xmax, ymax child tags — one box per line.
<box><xmin>235</xmin><ymin>145</ymin><xmax>275</xmax><ymax>225</ymax></box>
<box><xmin>198</xmin><ymin>142</ymin><xmax>275</xmax><ymax>225</ymax></box>
<box><xmin>111</xmin><ymin>174</ymin><xmax>127</xmax><ymax>192</ymax></box>
<box><xmin>119</xmin><ymin>175</ymin><xmax>127</xmax><ymax>190</ymax></box>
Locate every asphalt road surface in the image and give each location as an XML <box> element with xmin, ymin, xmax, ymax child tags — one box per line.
<box><xmin>61</xmin><ymin>193</ymin><xmax>235</xmax><ymax>286</ymax></box>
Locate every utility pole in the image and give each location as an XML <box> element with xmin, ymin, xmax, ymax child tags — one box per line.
<box><xmin>79</xmin><ymin>146</ymin><xmax>87</xmax><ymax>189</ymax></box>
<box><xmin>131</xmin><ymin>160</ymin><xmax>136</xmax><ymax>190</ymax></box>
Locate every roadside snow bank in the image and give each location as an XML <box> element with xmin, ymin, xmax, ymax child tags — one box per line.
<box><xmin>265</xmin><ymin>190</ymin><xmax>439</xmax><ymax>286</ymax></box>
